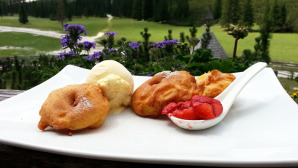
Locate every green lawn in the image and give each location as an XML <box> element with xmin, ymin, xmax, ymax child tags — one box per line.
<box><xmin>0</xmin><ymin>16</ymin><xmax>297</xmax><ymax>63</ymax></box>
<box><xmin>68</xmin><ymin>17</ymin><xmax>108</xmax><ymax>36</ymax></box>
<box><xmin>0</xmin><ymin>32</ymin><xmax>61</xmax><ymax>57</ymax></box>
<box><xmin>0</xmin><ymin>16</ymin><xmax>108</xmax><ymax>36</ymax></box>
<box><xmin>211</xmin><ymin>25</ymin><xmax>298</xmax><ymax>63</ymax></box>
<box><xmin>0</xmin><ymin>16</ymin><xmax>63</xmax><ymax>33</ymax></box>
<box><xmin>105</xmin><ymin>18</ymin><xmax>201</xmax><ymax>42</ymax></box>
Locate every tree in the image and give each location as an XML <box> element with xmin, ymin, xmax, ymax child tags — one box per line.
<box><xmin>142</xmin><ymin>0</ymin><xmax>153</xmax><ymax>20</ymax></box>
<box><xmin>18</xmin><ymin>3</ymin><xmax>28</xmax><ymax>24</ymax></box>
<box><xmin>201</xmin><ymin>27</ymin><xmax>212</xmax><ymax>49</ymax></box>
<box><xmin>153</xmin><ymin>0</ymin><xmax>169</xmax><ymax>22</ymax></box>
<box><xmin>213</xmin><ymin>0</ymin><xmax>222</xmax><ymax>20</ymax></box>
<box><xmin>221</xmin><ymin>0</ymin><xmax>241</xmax><ymax>28</ymax></box>
<box><xmin>271</xmin><ymin>1</ymin><xmax>287</xmax><ymax>32</ymax></box>
<box><xmin>172</xmin><ymin>0</ymin><xmax>189</xmax><ymax>20</ymax></box>
<box><xmin>272</xmin><ymin>0</ymin><xmax>282</xmax><ymax>32</ymax></box>
<box><xmin>254</xmin><ymin>2</ymin><xmax>273</xmax><ymax>63</ymax></box>
<box><xmin>132</xmin><ymin>0</ymin><xmax>142</xmax><ymax>20</ymax></box>
<box><xmin>56</xmin><ymin>1</ymin><xmax>66</xmax><ymax>28</ymax></box>
<box><xmin>228</xmin><ymin>24</ymin><xmax>248</xmax><ymax>58</ymax></box>
<box><xmin>180</xmin><ymin>0</ymin><xmax>189</xmax><ymax>19</ymax></box>
<box><xmin>0</xmin><ymin>0</ymin><xmax>3</xmax><ymax>17</ymax></box>
<box><xmin>242</xmin><ymin>0</ymin><xmax>254</xmax><ymax>30</ymax></box>
<box><xmin>280</xmin><ymin>2</ymin><xmax>287</xmax><ymax>32</ymax></box>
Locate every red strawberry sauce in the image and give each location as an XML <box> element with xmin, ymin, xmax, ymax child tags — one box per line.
<box><xmin>162</xmin><ymin>95</ymin><xmax>223</xmax><ymax>120</ymax></box>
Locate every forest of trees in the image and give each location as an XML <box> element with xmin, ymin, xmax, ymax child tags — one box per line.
<box><xmin>0</xmin><ymin>0</ymin><xmax>190</xmax><ymax>25</ymax></box>
<box><xmin>0</xmin><ymin>0</ymin><xmax>297</xmax><ymax>32</ymax></box>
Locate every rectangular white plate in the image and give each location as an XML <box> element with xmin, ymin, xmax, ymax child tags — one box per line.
<box><xmin>0</xmin><ymin>65</ymin><xmax>298</xmax><ymax>167</ymax></box>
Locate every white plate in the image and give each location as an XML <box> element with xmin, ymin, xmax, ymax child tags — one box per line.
<box><xmin>0</xmin><ymin>65</ymin><xmax>298</xmax><ymax>167</ymax></box>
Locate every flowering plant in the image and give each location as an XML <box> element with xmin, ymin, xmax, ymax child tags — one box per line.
<box><xmin>56</xmin><ymin>24</ymin><xmax>249</xmax><ymax>77</ymax></box>
<box><xmin>57</xmin><ymin>24</ymin><xmax>99</xmax><ymax>68</ymax></box>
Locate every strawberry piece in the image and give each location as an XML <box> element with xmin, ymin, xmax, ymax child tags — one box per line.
<box><xmin>162</xmin><ymin>102</ymin><xmax>177</xmax><ymax>115</ymax></box>
<box><xmin>193</xmin><ymin>103</ymin><xmax>215</xmax><ymax>119</ymax></box>
<box><xmin>191</xmin><ymin>95</ymin><xmax>211</xmax><ymax>106</ymax></box>
<box><xmin>181</xmin><ymin>108</ymin><xmax>196</xmax><ymax>120</ymax></box>
<box><xmin>161</xmin><ymin>95</ymin><xmax>223</xmax><ymax>120</ymax></box>
<box><xmin>211</xmin><ymin>99</ymin><xmax>223</xmax><ymax>117</ymax></box>
<box><xmin>171</xmin><ymin>108</ymin><xmax>196</xmax><ymax>120</ymax></box>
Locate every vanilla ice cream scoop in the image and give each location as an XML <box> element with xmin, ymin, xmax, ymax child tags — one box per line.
<box><xmin>86</xmin><ymin>60</ymin><xmax>134</xmax><ymax>114</ymax></box>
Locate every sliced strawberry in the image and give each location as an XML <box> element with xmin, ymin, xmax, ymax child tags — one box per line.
<box><xmin>193</xmin><ymin>103</ymin><xmax>215</xmax><ymax>119</ymax></box>
<box><xmin>191</xmin><ymin>95</ymin><xmax>211</xmax><ymax>107</ymax></box>
<box><xmin>170</xmin><ymin>108</ymin><xmax>196</xmax><ymax>120</ymax></box>
<box><xmin>162</xmin><ymin>102</ymin><xmax>177</xmax><ymax>115</ymax></box>
<box><xmin>162</xmin><ymin>95</ymin><xmax>223</xmax><ymax>120</ymax></box>
<box><xmin>211</xmin><ymin>99</ymin><xmax>223</xmax><ymax>117</ymax></box>
<box><xmin>177</xmin><ymin>101</ymin><xmax>191</xmax><ymax>110</ymax></box>
<box><xmin>181</xmin><ymin>108</ymin><xmax>196</xmax><ymax>120</ymax></box>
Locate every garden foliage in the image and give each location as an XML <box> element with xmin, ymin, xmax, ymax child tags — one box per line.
<box><xmin>0</xmin><ymin>24</ymin><xmax>256</xmax><ymax>90</ymax></box>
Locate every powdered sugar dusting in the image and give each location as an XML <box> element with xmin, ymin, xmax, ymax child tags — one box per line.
<box><xmin>156</xmin><ymin>71</ymin><xmax>180</xmax><ymax>78</ymax></box>
<box><xmin>75</xmin><ymin>97</ymin><xmax>93</xmax><ymax>111</ymax></box>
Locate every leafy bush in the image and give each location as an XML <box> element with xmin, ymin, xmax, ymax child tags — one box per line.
<box><xmin>0</xmin><ymin>55</ymin><xmax>67</xmax><ymax>90</ymax></box>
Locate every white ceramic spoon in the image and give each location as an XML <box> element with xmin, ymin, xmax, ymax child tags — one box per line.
<box><xmin>169</xmin><ymin>62</ymin><xmax>267</xmax><ymax>130</ymax></box>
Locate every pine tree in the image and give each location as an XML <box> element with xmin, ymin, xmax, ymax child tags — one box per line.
<box><xmin>221</xmin><ymin>0</ymin><xmax>241</xmax><ymax>28</ymax></box>
<box><xmin>280</xmin><ymin>2</ymin><xmax>287</xmax><ymax>32</ymax></box>
<box><xmin>0</xmin><ymin>1</ymin><xmax>3</xmax><ymax>17</ymax></box>
<box><xmin>0</xmin><ymin>0</ymin><xmax>4</xmax><ymax>16</ymax></box>
<box><xmin>182</xmin><ymin>0</ymin><xmax>189</xmax><ymax>19</ymax></box>
<box><xmin>254</xmin><ymin>1</ymin><xmax>273</xmax><ymax>63</ymax></box>
<box><xmin>153</xmin><ymin>0</ymin><xmax>161</xmax><ymax>22</ymax></box>
<box><xmin>153</xmin><ymin>0</ymin><xmax>169</xmax><ymax>22</ymax></box>
<box><xmin>242</xmin><ymin>0</ymin><xmax>254</xmax><ymax>30</ymax></box>
<box><xmin>132</xmin><ymin>0</ymin><xmax>142</xmax><ymax>20</ymax></box>
<box><xmin>57</xmin><ymin>1</ymin><xmax>66</xmax><ymax>27</ymax></box>
<box><xmin>142</xmin><ymin>0</ymin><xmax>153</xmax><ymax>20</ymax></box>
<box><xmin>172</xmin><ymin>0</ymin><xmax>189</xmax><ymax>20</ymax></box>
<box><xmin>122</xmin><ymin>0</ymin><xmax>133</xmax><ymax>17</ymax></box>
<box><xmin>272</xmin><ymin>0</ymin><xmax>282</xmax><ymax>32</ymax></box>
<box><xmin>160</xmin><ymin>0</ymin><xmax>169</xmax><ymax>22</ymax></box>
<box><xmin>18</xmin><ymin>3</ymin><xmax>28</xmax><ymax>24</ymax></box>
<box><xmin>213</xmin><ymin>0</ymin><xmax>221</xmax><ymax>20</ymax></box>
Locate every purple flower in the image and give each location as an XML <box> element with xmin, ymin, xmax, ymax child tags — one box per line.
<box><xmin>61</xmin><ymin>34</ymin><xmax>72</xmax><ymax>47</ymax></box>
<box><xmin>63</xmin><ymin>24</ymin><xmax>87</xmax><ymax>35</ymax></box>
<box><xmin>57</xmin><ymin>50</ymin><xmax>75</xmax><ymax>60</ymax></box>
<box><xmin>87</xmin><ymin>51</ymin><xmax>106</xmax><ymax>61</ymax></box>
<box><xmin>82</xmin><ymin>41</ymin><xmax>96</xmax><ymax>50</ymax></box>
<box><xmin>108</xmin><ymin>48</ymin><xmax>116</xmax><ymax>53</ymax></box>
<box><xmin>161</xmin><ymin>39</ymin><xmax>179</xmax><ymax>46</ymax></box>
<box><xmin>129</xmin><ymin>42</ymin><xmax>141</xmax><ymax>49</ymax></box>
<box><xmin>151</xmin><ymin>40</ymin><xmax>179</xmax><ymax>49</ymax></box>
<box><xmin>152</xmin><ymin>42</ymin><xmax>165</xmax><ymax>49</ymax></box>
<box><xmin>104</xmin><ymin>31</ymin><xmax>118</xmax><ymax>37</ymax></box>
<box><xmin>146</xmin><ymin>72</ymin><xmax>153</xmax><ymax>76</ymax></box>
<box><xmin>160</xmin><ymin>39</ymin><xmax>179</xmax><ymax>52</ymax></box>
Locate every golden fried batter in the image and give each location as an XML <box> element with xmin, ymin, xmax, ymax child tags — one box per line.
<box><xmin>131</xmin><ymin>71</ymin><xmax>201</xmax><ymax>118</ymax></box>
<box><xmin>196</xmin><ymin>70</ymin><xmax>236</xmax><ymax>98</ymax></box>
<box><xmin>38</xmin><ymin>83</ymin><xmax>109</xmax><ymax>135</ymax></box>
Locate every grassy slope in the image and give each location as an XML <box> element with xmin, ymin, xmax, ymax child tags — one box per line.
<box><xmin>0</xmin><ymin>16</ymin><xmax>297</xmax><ymax>63</ymax></box>
<box><xmin>0</xmin><ymin>16</ymin><xmax>108</xmax><ymax>36</ymax></box>
<box><xmin>0</xmin><ymin>16</ymin><xmax>63</xmax><ymax>32</ymax></box>
<box><xmin>105</xmin><ymin>18</ymin><xmax>201</xmax><ymax>42</ymax></box>
<box><xmin>211</xmin><ymin>25</ymin><xmax>298</xmax><ymax>63</ymax></box>
<box><xmin>0</xmin><ymin>32</ymin><xmax>60</xmax><ymax>57</ymax></box>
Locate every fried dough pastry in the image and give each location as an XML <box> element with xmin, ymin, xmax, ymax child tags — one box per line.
<box><xmin>131</xmin><ymin>71</ymin><xmax>201</xmax><ymax>118</ymax></box>
<box><xmin>196</xmin><ymin>70</ymin><xmax>236</xmax><ymax>98</ymax></box>
<box><xmin>38</xmin><ymin>83</ymin><xmax>109</xmax><ymax>135</ymax></box>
